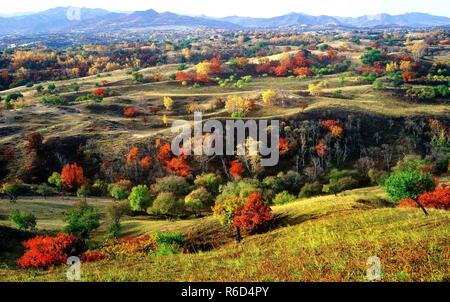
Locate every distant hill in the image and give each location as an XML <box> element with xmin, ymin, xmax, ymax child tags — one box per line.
<box><xmin>0</xmin><ymin>8</ymin><xmax>449</xmax><ymax>34</ymax></box>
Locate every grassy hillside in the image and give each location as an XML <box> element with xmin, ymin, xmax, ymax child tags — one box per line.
<box><xmin>1</xmin><ymin>185</ymin><xmax>448</xmax><ymax>282</ymax></box>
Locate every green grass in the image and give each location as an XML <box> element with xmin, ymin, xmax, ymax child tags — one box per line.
<box><xmin>0</xmin><ymin>185</ymin><xmax>448</xmax><ymax>282</ymax></box>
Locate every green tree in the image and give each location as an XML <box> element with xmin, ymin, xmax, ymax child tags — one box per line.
<box><xmin>128</xmin><ymin>185</ymin><xmax>152</xmax><ymax>211</ymax></box>
<box><xmin>10</xmin><ymin>209</ymin><xmax>36</xmax><ymax>231</ymax></box>
<box><xmin>383</xmin><ymin>171</ymin><xmax>435</xmax><ymax>215</ymax></box>
<box><xmin>63</xmin><ymin>201</ymin><xmax>101</xmax><ymax>238</ymax></box>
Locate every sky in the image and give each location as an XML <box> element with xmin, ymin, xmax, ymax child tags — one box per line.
<box><xmin>1</xmin><ymin>0</ymin><xmax>450</xmax><ymax>18</ymax></box>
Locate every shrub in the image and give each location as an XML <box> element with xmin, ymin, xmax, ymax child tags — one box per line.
<box><xmin>150</xmin><ymin>192</ymin><xmax>184</xmax><ymax>216</ymax></box>
<box><xmin>81</xmin><ymin>251</ymin><xmax>106</xmax><ymax>262</ymax></box>
<box><xmin>108</xmin><ymin>183</ymin><xmax>130</xmax><ymax>200</ymax></box>
<box><xmin>273</xmin><ymin>191</ymin><xmax>296</xmax><ymax>205</ymax></box>
<box><xmin>63</xmin><ymin>201</ymin><xmax>101</xmax><ymax>238</ymax></box>
<box><xmin>128</xmin><ymin>185</ymin><xmax>152</xmax><ymax>212</ymax></box>
<box><xmin>328</xmin><ymin>169</ymin><xmax>358</xmax><ymax>181</ymax></box>
<box><xmin>1</xmin><ymin>182</ymin><xmax>30</xmax><ymax>200</ymax></box>
<box><xmin>152</xmin><ymin>176</ymin><xmax>191</xmax><ymax>197</ymax></box>
<box><xmin>185</xmin><ymin>187</ymin><xmax>212</xmax><ymax>211</ymax></box>
<box><xmin>17</xmin><ymin>233</ymin><xmax>82</xmax><ymax>269</ymax></box>
<box><xmin>392</xmin><ymin>155</ymin><xmax>426</xmax><ymax>173</ymax></box>
<box><xmin>263</xmin><ymin>171</ymin><xmax>303</xmax><ymax>195</ymax></box>
<box><xmin>92</xmin><ymin>179</ymin><xmax>108</xmax><ymax>196</ymax></box>
<box><xmin>40</xmin><ymin>96</ymin><xmax>67</xmax><ymax>105</ymax></box>
<box><xmin>10</xmin><ymin>210</ymin><xmax>36</xmax><ymax>231</ymax></box>
<box><xmin>48</xmin><ymin>172</ymin><xmax>62</xmax><ymax>189</ymax></box>
<box><xmin>155</xmin><ymin>231</ymin><xmax>185</xmax><ymax>246</ymax></box>
<box><xmin>100</xmin><ymin>234</ymin><xmax>155</xmax><ymax>258</ymax></box>
<box><xmin>194</xmin><ymin>173</ymin><xmax>222</xmax><ymax>195</ymax></box>
<box><xmin>418</xmin><ymin>185</ymin><xmax>450</xmax><ymax>210</ymax></box>
<box><xmin>76</xmin><ymin>184</ymin><xmax>92</xmax><ymax>200</ymax></box>
<box><xmin>323</xmin><ymin>176</ymin><xmax>359</xmax><ymax>195</ymax></box>
<box><xmin>299</xmin><ymin>182</ymin><xmax>322</xmax><ymax>198</ymax></box>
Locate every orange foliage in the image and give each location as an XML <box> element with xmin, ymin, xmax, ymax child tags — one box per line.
<box><xmin>123</xmin><ymin>106</ymin><xmax>139</xmax><ymax>117</ymax></box>
<box><xmin>233</xmin><ymin>192</ymin><xmax>272</xmax><ymax>231</ymax></box>
<box><xmin>93</xmin><ymin>88</ymin><xmax>106</xmax><ymax>97</ymax></box>
<box><xmin>126</xmin><ymin>146</ymin><xmax>139</xmax><ymax>164</ymax></box>
<box><xmin>61</xmin><ymin>162</ymin><xmax>87</xmax><ymax>191</ymax></box>
<box><xmin>316</xmin><ymin>140</ymin><xmax>328</xmax><ymax>157</ymax></box>
<box><xmin>229</xmin><ymin>160</ymin><xmax>245</xmax><ymax>180</ymax></box>
<box><xmin>140</xmin><ymin>156</ymin><xmax>152</xmax><ymax>168</ymax></box>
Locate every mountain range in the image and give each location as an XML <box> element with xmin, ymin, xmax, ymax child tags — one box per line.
<box><xmin>0</xmin><ymin>7</ymin><xmax>449</xmax><ymax>35</ymax></box>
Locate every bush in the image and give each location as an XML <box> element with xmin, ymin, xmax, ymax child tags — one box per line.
<box><xmin>150</xmin><ymin>192</ymin><xmax>184</xmax><ymax>216</ymax></box>
<box><xmin>384</xmin><ymin>171</ymin><xmax>435</xmax><ymax>203</ymax></box>
<box><xmin>155</xmin><ymin>231</ymin><xmax>185</xmax><ymax>246</ymax></box>
<box><xmin>328</xmin><ymin>169</ymin><xmax>358</xmax><ymax>181</ymax></box>
<box><xmin>92</xmin><ymin>179</ymin><xmax>108</xmax><ymax>196</ymax></box>
<box><xmin>323</xmin><ymin>176</ymin><xmax>359</xmax><ymax>194</ymax></box>
<box><xmin>299</xmin><ymin>182</ymin><xmax>322</xmax><ymax>198</ymax></box>
<box><xmin>273</xmin><ymin>191</ymin><xmax>296</xmax><ymax>205</ymax></box>
<box><xmin>108</xmin><ymin>183</ymin><xmax>130</xmax><ymax>200</ymax></box>
<box><xmin>82</xmin><ymin>251</ymin><xmax>106</xmax><ymax>262</ymax></box>
<box><xmin>17</xmin><ymin>233</ymin><xmax>82</xmax><ymax>269</ymax></box>
<box><xmin>31</xmin><ymin>183</ymin><xmax>56</xmax><ymax>197</ymax></box>
<box><xmin>128</xmin><ymin>185</ymin><xmax>152</xmax><ymax>212</ymax></box>
<box><xmin>63</xmin><ymin>201</ymin><xmax>101</xmax><ymax>238</ymax></box>
<box><xmin>152</xmin><ymin>176</ymin><xmax>191</xmax><ymax>197</ymax></box>
<box><xmin>10</xmin><ymin>210</ymin><xmax>36</xmax><ymax>231</ymax></box>
<box><xmin>392</xmin><ymin>155</ymin><xmax>426</xmax><ymax>173</ymax></box>
<box><xmin>40</xmin><ymin>96</ymin><xmax>67</xmax><ymax>105</ymax></box>
<box><xmin>185</xmin><ymin>187</ymin><xmax>212</xmax><ymax>211</ymax></box>
<box><xmin>48</xmin><ymin>172</ymin><xmax>62</xmax><ymax>189</ymax></box>
<box><xmin>77</xmin><ymin>184</ymin><xmax>92</xmax><ymax>200</ymax></box>
<box><xmin>418</xmin><ymin>185</ymin><xmax>450</xmax><ymax>210</ymax></box>
<box><xmin>1</xmin><ymin>182</ymin><xmax>30</xmax><ymax>200</ymax></box>
<box><xmin>194</xmin><ymin>173</ymin><xmax>222</xmax><ymax>195</ymax></box>
<box><xmin>434</xmin><ymin>156</ymin><xmax>449</xmax><ymax>175</ymax></box>
<box><xmin>263</xmin><ymin>171</ymin><xmax>303</xmax><ymax>195</ymax></box>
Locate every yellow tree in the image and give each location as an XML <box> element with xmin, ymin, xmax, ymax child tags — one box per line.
<box><xmin>261</xmin><ymin>89</ymin><xmax>278</xmax><ymax>105</ymax></box>
<box><xmin>411</xmin><ymin>41</ymin><xmax>427</xmax><ymax>61</ymax></box>
<box><xmin>308</xmin><ymin>83</ymin><xmax>323</xmax><ymax>96</ymax></box>
<box><xmin>182</xmin><ymin>48</ymin><xmax>192</xmax><ymax>61</ymax></box>
<box><xmin>163</xmin><ymin>96</ymin><xmax>174</xmax><ymax>111</ymax></box>
<box><xmin>196</xmin><ymin>61</ymin><xmax>211</xmax><ymax>76</ymax></box>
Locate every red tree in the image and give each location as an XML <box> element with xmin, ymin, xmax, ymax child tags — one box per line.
<box><xmin>418</xmin><ymin>185</ymin><xmax>450</xmax><ymax>210</ymax></box>
<box><xmin>61</xmin><ymin>163</ymin><xmax>87</xmax><ymax>191</ymax></box>
<box><xmin>165</xmin><ymin>154</ymin><xmax>191</xmax><ymax>177</ymax></box>
<box><xmin>233</xmin><ymin>192</ymin><xmax>272</xmax><ymax>237</ymax></box>
<box><xmin>92</xmin><ymin>88</ymin><xmax>106</xmax><ymax>97</ymax></box>
<box><xmin>123</xmin><ymin>106</ymin><xmax>139</xmax><ymax>117</ymax></box>
<box><xmin>316</xmin><ymin>140</ymin><xmax>328</xmax><ymax>157</ymax></box>
<box><xmin>126</xmin><ymin>146</ymin><xmax>139</xmax><ymax>164</ymax></box>
<box><xmin>229</xmin><ymin>160</ymin><xmax>245</xmax><ymax>180</ymax></box>
<box><xmin>157</xmin><ymin>143</ymin><xmax>172</xmax><ymax>163</ymax></box>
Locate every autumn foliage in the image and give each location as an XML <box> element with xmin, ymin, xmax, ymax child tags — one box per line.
<box><xmin>92</xmin><ymin>88</ymin><xmax>106</xmax><ymax>97</ymax></box>
<box><xmin>81</xmin><ymin>251</ymin><xmax>106</xmax><ymax>262</ymax></box>
<box><xmin>157</xmin><ymin>143</ymin><xmax>191</xmax><ymax>177</ymax></box>
<box><xmin>24</xmin><ymin>132</ymin><xmax>44</xmax><ymax>153</ymax></box>
<box><xmin>398</xmin><ymin>185</ymin><xmax>450</xmax><ymax>210</ymax></box>
<box><xmin>17</xmin><ymin>233</ymin><xmax>81</xmax><ymax>269</ymax></box>
<box><xmin>61</xmin><ymin>163</ymin><xmax>87</xmax><ymax>191</ymax></box>
<box><xmin>123</xmin><ymin>106</ymin><xmax>139</xmax><ymax>117</ymax></box>
<box><xmin>233</xmin><ymin>192</ymin><xmax>272</xmax><ymax>231</ymax></box>
<box><xmin>229</xmin><ymin>160</ymin><xmax>245</xmax><ymax>180</ymax></box>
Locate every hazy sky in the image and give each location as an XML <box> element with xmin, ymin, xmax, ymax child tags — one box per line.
<box><xmin>2</xmin><ymin>0</ymin><xmax>450</xmax><ymax>18</ymax></box>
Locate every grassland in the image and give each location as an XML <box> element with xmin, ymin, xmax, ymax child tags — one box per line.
<box><xmin>1</xmin><ymin>184</ymin><xmax>448</xmax><ymax>282</ymax></box>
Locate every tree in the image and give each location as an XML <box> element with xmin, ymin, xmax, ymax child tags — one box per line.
<box><xmin>261</xmin><ymin>89</ymin><xmax>278</xmax><ymax>105</ymax></box>
<box><xmin>150</xmin><ymin>192</ymin><xmax>184</xmax><ymax>216</ymax></box>
<box><xmin>108</xmin><ymin>182</ymin><xmax>130</xmax><ymax>200</ymax></box>
<box><xmin>163</xmin><ymin>96</ymin><xmax>174</xmax><ymax>111</ymax></box>
<box><xmin>361</xmin><ymin>48</ymin><xmax>383</xmax><ymax>65</ymax></box>
<box><xmin>61</xmin><ymin>163</ymin><xmax>87</xmax><ymax>191</ymax></box>
<box><xmin>92</xmin><ymin>88</ymin><xmax>106</xmax><ymax>98</ymax></box>
<box><xmin>185</xmin><ymin>187</ymin><xmax>212</xmax><ymax>211</ymax></box>
<box><xmin>411</xmin><ymin>41</ymin><xmax>427</xmax><ymax>60</ymax></box>
<box><xmin>64</xmin><ymin>201</ymin><xmax>101</xmax><ymax>238</ymax></box>
<box><xmin>233</xmin><ymin>192</ymin><xmax>272</xmax><ymax>241</ymax></box>
<box><xmin>384</xmin><ymin>171</ymin><xmax>435</xmax><ymax>215</ymax></box>
<box><xmin>128</xmin><ymin>185</ymin><xmax>152</xmax><ymax>212</ymax></box>
<box><xmin>308</xmin><ymin>83</ymin><xmax>323</xmax><ymax>96</ymax></box>
<box><xmin>106</xmin><ymin>200</ymin><xmax>131</xmax><ymax>238</ymax></box>
<box><xmin>48</xmin><ymin>172</ymin><xmax>62</xmax><ymax>189</ymax></box>
<box><xmin>10</xmin><ymin>209</ymin><xmax>36</xmax><ymax>231</ymax></box>
<box><xmin>165</xmin><ymin>154</ymin><xmax>191</xmax><ymax>177</ymax></box>
<box><xmin>229</xmin><ymin>160</ymin><xmax>245</xmax><ymax>180</ymax></box>
<box><xmin>126</xmin><ymin>146</ymin><xmax>139</xmax><ymax>164</ymax></box>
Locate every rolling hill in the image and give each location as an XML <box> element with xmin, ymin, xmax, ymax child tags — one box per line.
<box><xmin>0</xmin><ymin>8</ymin><xmax>449</xmax><ymax>34</ymax></box>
